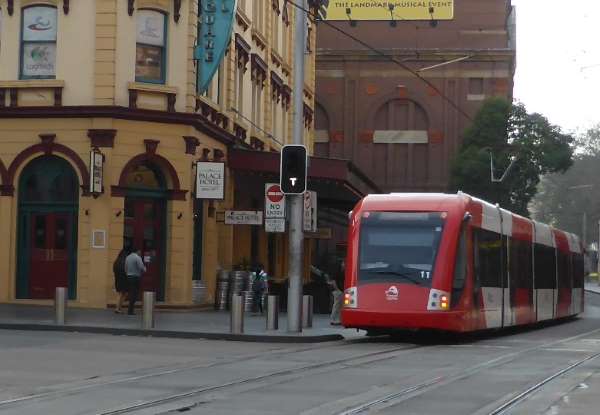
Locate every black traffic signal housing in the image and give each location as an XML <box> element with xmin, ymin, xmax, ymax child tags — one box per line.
<box><xmin>280</xmin><ymin>145</ymin><xmax>307</xmax><ymax>194</ymax></box>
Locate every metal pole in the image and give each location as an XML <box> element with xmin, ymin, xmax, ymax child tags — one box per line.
<box><xmin>583</xmin><ymin>211</ymin><xmax>587</xmax><ymax>248</ymax></box>
<box><xmin>55</xmin><ymin>287</ymin><xmax>67</xmax><ymax>325</ymax></box>
<box><xmin>230</xmin><ymin>294</ymin><xmax>244</xmax><ymax>334</ymax></box>
<box><xmin>266</xmin><ymin>295</ymin><xmax>279</xmax><ymax>330</ymax></box>
<box><xmin>287</xmin><ymin>0</ymin><xmax>308</xmax><ymax>333</ymax></box>
<box><xmin>597</xmin><ymin>220</ymin><xmax>600</xmax><ymax>287</ymax></box>
<box><xmin>142</xmin><ymin>291</ymin><xmax>155</xmax><ymax>329</ymax></box>
<box><xmin>302</xmin><ymin>295</ymin><xmax>313</xmax><ymax>328</ymax></box>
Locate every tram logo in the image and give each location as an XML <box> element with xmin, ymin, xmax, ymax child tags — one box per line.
<box><xmin>385</xmin><ymin>286</ymin><xmax>399</xmax><ymax>301</ymax></box>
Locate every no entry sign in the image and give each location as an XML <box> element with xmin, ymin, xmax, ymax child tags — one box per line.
<box><xmin>265</xmin><ymin>183</ymin><xmax>285</xmax><ymax>218</ymax></box>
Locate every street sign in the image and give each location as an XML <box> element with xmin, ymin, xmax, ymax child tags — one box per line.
<box><xmin>303</xmin><ymin>191</ymin><xmax>317</xmax><ymax>232</ymax></box>
<box><xmin>224</xmin><ymin>211</ymin><xmax>263</xmax><ymax>225</ymax></box>
<box><xmin>265</xmin><ymin>183</ymin><xmax>286</xmax><ymax>218</ymax></box>
<box><xmin>265</xmin><ymin>218</ymin><xmax>286</xmax><ymax>233</ymax></box>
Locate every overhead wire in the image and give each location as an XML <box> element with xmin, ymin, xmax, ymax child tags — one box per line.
<box><xmin>289</xmin><ymin>1</ymin><xmax>474</xmax><ymax>122</ymax></box>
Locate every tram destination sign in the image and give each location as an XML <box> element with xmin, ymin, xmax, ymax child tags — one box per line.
<box><xmin>324</xmin><ymin>1</ymin><xmax>454</xmax><ymax>21</ymax></box>
<box><xmin>196</xmin><ymin>161</ymin><xmax>225</xmax><ymax>200</ymax></box>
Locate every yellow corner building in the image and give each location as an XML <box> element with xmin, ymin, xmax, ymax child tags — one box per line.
<box><xmin>0</xmin><ymin>0</ymin><xmax>325</xmax><ymax>308</ymax></box>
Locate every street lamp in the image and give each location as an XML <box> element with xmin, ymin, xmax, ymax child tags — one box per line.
<box><xmin>489</xmin><ymin>150</ymin><xmax>517</xmax><ymax>183</ymax></box>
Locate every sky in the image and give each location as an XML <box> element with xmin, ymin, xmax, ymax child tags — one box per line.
<box><xmin>512</xmin><ymin>0</ymin><xmax>600</xmax><ymax>134</ymax></box>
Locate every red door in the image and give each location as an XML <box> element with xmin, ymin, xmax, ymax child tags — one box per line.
<box><xmin>29</xmin><ymin>213</ymin><xmax>71</xmax><ymax>299</ymax></box>
<box><xmin>124</xmin><ymin>199</ymin><xmax>163</xmax><ymax>296</ymax></box>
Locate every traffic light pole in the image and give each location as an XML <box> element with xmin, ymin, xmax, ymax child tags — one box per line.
<box><xmin>287</xmin><ymin>0</ymin><xmax>308</xmax><ymax>333</ymax></box>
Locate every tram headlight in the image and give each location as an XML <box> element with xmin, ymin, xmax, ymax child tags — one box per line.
<box><xmin>427</xmin><ymin>289</ymin><xmax>451</xmax><ymax>311</ymax></box>
<box><xmin>440</xmin><ymin>295</ymin><xmax>449</xmax><ymax>310</ymax></box>
<box><xmin>344</xmin><ymin>287</ymin><xmax>358</xmax><ymax>308</ymax></box>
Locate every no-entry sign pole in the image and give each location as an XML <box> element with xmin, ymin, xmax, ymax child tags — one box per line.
<box><xmin>287</xmin><ymin>1</ymin><xmax>308</xmax><ymax>333</ymax></box>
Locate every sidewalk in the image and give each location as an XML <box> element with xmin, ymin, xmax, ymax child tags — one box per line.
<box><xmin>585</xmin><ymin>282</ymin><xmax>600</xmax><ymax>295</ymax></box>
<box><xmin>0</xmin><ymin>303</ymin><xmax>358</xmax><ymax>343</ymax></box>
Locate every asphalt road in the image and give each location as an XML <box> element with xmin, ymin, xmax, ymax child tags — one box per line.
<box><xmin>1</xmin><ymin>294</ymin><xmax>600</xmax><ymax>415</ymax></box>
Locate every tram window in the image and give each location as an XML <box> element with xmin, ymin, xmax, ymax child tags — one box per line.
<box><xmin>534</xmin><ymin>244</ymin><xmax>556</xmax><ymax>289</ymax></box>
<box><xmin>510</xmin><ymin>238</ymin><xmax>532</xmax><ymax>290</ymax></box>
<box><xmin>452</xmin><ymin>225</ymin><xmax>468</xmax><ymax>306</ymax></box>
<box><xmin>475</xmin><ymin>229</ymin><xmax>502</xmax><ymax>288</ymax></box>
<box><xmin>557</xmin><ymin>250</ymin><xmax>570</xmax><ymax>289</ymax></box>
<box><xmin>573</xmin><ymin>253</ymin><xmax>584</xmax><ymax>288</ymax></box>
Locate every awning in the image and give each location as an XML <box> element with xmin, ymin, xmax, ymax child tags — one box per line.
<box><xmin>228</xmin><ymin>149</ymin><xmax>381</xmax><ymax>210</ymax></box>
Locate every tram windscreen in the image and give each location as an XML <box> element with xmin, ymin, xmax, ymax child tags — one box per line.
<box><xmin>358</xmin><ymin>212</ymin><xmax>445</xmax><ymax>286</ymax></box>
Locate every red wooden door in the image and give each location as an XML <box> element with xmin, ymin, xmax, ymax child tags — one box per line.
<box><xmin>124</xmin><ymin>199</ymin><xmax>163</xmax><ymax>294</ymax></box>
<box><xmin>29</xmin><ymin>213</ymin><xmax>71</xmax><ymax>299</ymax></box>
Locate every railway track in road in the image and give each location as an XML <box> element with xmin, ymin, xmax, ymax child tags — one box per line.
<box><xmin>334</xmin><ymin>327</ymin><xmax>600</xmax><ymax>415</ymax></box>
<box><xmin>0</xmin><ymin>338</ymin><xmax>426</xmax><ymax>414</ymax></box>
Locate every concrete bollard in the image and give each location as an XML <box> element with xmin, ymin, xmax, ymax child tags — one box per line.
<box><xmin>230</xmin><ymin>294</ymin><xmax>245</xmax><ymax>334</ymax></box>
<box><xmin>266</xmin><ymin>295</ymin><xmax>279</xmax><ymax>330</ymax></box>
<box><xmin>302</xmin><ymin>295</ymin><xmax>313</xmax><ymax>328</ymax></box>
<box><xmin>142</xmin><ymin>291</ymin><xmax>155</xmax><ymax>329</ymax></box>
<box><xmin>55</xmin><ymin>287</ymin><xmax>67</xmax><ymax>325</ymax></box>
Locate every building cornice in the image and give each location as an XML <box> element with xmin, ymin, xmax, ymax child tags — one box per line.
<box><xmin>0</xmin><ymin>106</ymin><xmax>239</xmax><ymax>147</ymax></box>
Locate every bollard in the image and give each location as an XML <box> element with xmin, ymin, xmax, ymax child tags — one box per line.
<box><xmin>230</xmin><ymin>293</ymin><xmax>245</xmax><ymax>334</ymax></box>
<box><xmin>142</xmin><ymin>291</ymin><xmax>155</xmax><ymax>329</ymax></box>
<box><xmin>55</xmin><ymin>287</ymin><xmax>67</xmax><ymax>325</ymax></box>
<box><xmin>302</xmin><ymin>295</ymin><xmax>313</xmax><ymax>328</ymax></box>
<box><xmin>266</xmin><ymin>295</ymin><xmax>279</xmax><ymax>330</ymax></box>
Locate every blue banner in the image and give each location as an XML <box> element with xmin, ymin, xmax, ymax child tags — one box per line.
<box><xmin>195</xmin><ymin>0</ymin><xmax>236</xmax><ymax>94</ymax></box>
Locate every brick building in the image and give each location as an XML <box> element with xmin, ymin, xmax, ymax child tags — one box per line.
<box><xmin>314</xmin><ymin>0</ymin><xmax>517</xmax><ymax>193</ymax></box>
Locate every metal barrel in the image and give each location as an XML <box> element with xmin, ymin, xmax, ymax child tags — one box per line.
<box><xmin>142</xmin><ymin>291</ymin><xmax>155</xmax><ymax>329</ymax></box>
<box><xmin>215</xmin><ymin>270</ymin><xmax>230</xmax><ymax>310</ymax></box>
<box><xmin>302</xmin><ymin>295</ymin><xmax>313</xmax><ymax>328</ymax></box>
<box><xmin>266</xmin><ymin>295</ymin><xmax>279</xmax><ymax>330</ymax></box>
<box><xmin>55</xmin><ymin>287</ymin><xmax>67</xmax><ymax>325</ymax></box>
<box><xmin>230</xmin><ymin>294</ymin><xmax>245</xmax><ymax>334</ymax></box>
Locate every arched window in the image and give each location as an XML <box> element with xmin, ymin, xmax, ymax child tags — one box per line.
<box><xmin>20</xmin><ymin>5</ymin><xmax>58</xmax><ymax>79</ymax></box>
<box><xmin>19</xmin><ymin>156</ymin><xmax>78</xmax><ymax>204</ymax></box>
<box><xmin>123</xmin><ymin>161</ymin><xmax>166</xmax><ymax>190</ymax></box>
<box><xmin>373</xmin><ymin>99</ymin><xmax>429</xmax><ymax>143</ymax></box>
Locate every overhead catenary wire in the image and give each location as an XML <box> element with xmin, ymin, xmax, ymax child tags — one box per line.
<box><xmin>290</xmin><ymin>1</ymin><xmax>474</xmax><ymax>122</ymax></box>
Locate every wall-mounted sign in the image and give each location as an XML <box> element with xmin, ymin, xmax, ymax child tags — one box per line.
<box><xmin>265</xmin><ymin>183</ymin><xmax>285</xmax><ymax>218</ymax></box>
<box><xmin>89</xmin><ymin>150</ymin><xmax>104</xmax><ymax>195</ymax></box>
<box><xmin>196</xmin><ymin>161</ymin><xmax>225</xmax><ymax>200</ymax></box>
<box><xmin>195</xmin><ymin>0</ymin><xmax>237</xmax><ymax>94</ymax></box>
<box><xmin>91</xmin><ymin>229</ymin><xmax>106</xmax><ymax>248</ymax></box>
<box><xmin>265</xmin><ymin>218</ymin><xmax>286</xmax><ymax>233</ymax></box>
<box><xmin>225</xmin><ymin>210</ymin><xmax>263</xmax><ymax>225</ymax></box>
<box><xmin>324</xmin><ymin>2</ymin><xmax>454</xmax><ymax>21</ymax></box>
<box><xmin>303</xmin><ymin>191</ymin><xmax>318</xmax><ymax>232</ymax></box>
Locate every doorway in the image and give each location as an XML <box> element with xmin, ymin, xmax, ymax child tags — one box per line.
<box><xmin>123</xmin><ymin>161</ymin><xmax>167</xmax><ymax>300</ymax></box>
<box><xmin>17</xmin><ymin>156</ymin><xmax>78</xmax><ymax>299</ymax></box>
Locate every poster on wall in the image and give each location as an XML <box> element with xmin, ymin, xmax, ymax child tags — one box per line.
<box><xmin>23</xmin><ymin>7</ymin><xmax>58</xmax><ymax>41</ymax></box>
<box><xmin>324</xmin><ymin>2</ymin><xmax>454</xmax><ymax>21</ymax></box>
<box><xmin>196</xmin><ymin>162</ymin><xmax>225</xmax><ymax>200</ymax></box>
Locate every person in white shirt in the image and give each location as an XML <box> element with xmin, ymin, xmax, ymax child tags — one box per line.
<box><xmin>125</xmin><ymin>248</ymin><xmax>147</xmax><ymax>315</ymax></box>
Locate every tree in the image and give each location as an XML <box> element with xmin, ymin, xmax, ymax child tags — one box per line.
<box><xmin>530</xmin><ymin>124</ymin><xmax>600</xmax><ymax>246</ymax></box>
<box><xmin>450</xmin><ymin>98</ymin><xmax>574</xmax><ymax>216</ymax></box>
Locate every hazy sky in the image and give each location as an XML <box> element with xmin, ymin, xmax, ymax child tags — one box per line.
<box><xmin>512</xmin><ymin>0</ymin><xmax>600</xmax><ymax>134</ymax></box>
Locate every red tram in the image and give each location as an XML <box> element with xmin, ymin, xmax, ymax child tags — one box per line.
<box><xmin>341</xmin><ymin>193</ymin><xmax>585</xmax><ymax>333</ymax></box>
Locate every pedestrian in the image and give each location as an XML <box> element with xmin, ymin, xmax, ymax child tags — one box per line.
<box><xmin>112</xmin><ymin>248</ymin><xmax>128</xmax><ymax>314</ymax></box>
<box><xmin>329</xmin><ymin>279</ymin><xmax>343</xmax><ymax>326</ymax></box>
<box><xmin>125</xmin><ymin>247</ymin><xmax>146</xmax><ymax>315</ymax></box>
<box><xmin>252</xmin><ymin>263</ymin><xmax>268</xmax><ymax>314</ymax></box>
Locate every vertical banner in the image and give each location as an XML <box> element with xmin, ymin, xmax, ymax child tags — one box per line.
<box><xmin>303</xmin><ymin>191</ymin><xmax>317</xmax><ymax>232</ymax></box>
<box><xmin>194</xmin><ymin>0</ymin><xmax>237</xmax><ymax>94</ymax></box>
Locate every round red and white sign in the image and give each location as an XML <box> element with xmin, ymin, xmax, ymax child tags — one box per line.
<box><xmin>267</xmin><ymin>184</ymin><xmax>284</xmax><ymax>203</ymax></box>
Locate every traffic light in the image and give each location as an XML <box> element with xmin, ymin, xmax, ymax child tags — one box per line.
<box><xmin>280</xmin><ymin>145</ymin><xmax>307</xmax><ymax>194</ymax></box>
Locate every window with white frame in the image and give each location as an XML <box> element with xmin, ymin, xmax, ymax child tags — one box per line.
<box><xmin>136</xmin><ymin>10</ymin><xmax>167</xmax><ymax>84</ymax></box>
<box><xmin>20</xmin><ymin>6</ymin><xmax>58</xmax><ymax>79</ymax></box>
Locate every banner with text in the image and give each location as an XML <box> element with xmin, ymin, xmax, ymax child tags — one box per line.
<box><xmin>325</xmin><ymin>1</ymin><xmax>454</xmax><ymax>21</ymax></box>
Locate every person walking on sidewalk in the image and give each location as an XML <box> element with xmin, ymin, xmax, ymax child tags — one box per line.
<box><xmin>113</xmin><ymin>248</ymin><xmax>128</xmax><ymax>314</ymax></box>
<box><xmin>125</xmin><ymin>248</ymin><xmax>146</xmax><ymax>315</ymax></box>
<box><xmin>252</xmin><ymin>263</ymin><xmax>268</xmax><ymax>314</ymax></box>
<box><xmin>329</xmin><ymin>279</ymin><xmax>343</xmax><ymax>325</ymax></box>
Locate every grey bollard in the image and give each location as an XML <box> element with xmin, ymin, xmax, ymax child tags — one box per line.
<box><xmin>142</xmin><ymin>291</ymin><xmax>155</xmax><ymax>329</ymax></box>
<box><xmin>266</xmin><ymin>295</ymin><xmax>279</xmax><ymax>330</ymax></box>
<box><xmin>230</xmin><ymin>294</ymin><xmax>244</xmax><ymax>334</ymax></box>
<box><xmin>302</xmin><ymin>295</ymin><xmax>313</xmax><ymax>328</ymax></box>
<box><xmin>55</xmin><ymin>287</ymin><xmax>67</xmax><ymax>325</ymax></box>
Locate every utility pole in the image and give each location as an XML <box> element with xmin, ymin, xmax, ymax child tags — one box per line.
<box><xmin>287</xmin><ymin>0</ymin><xmax>308</xmax><ymax>333</ymax></box>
